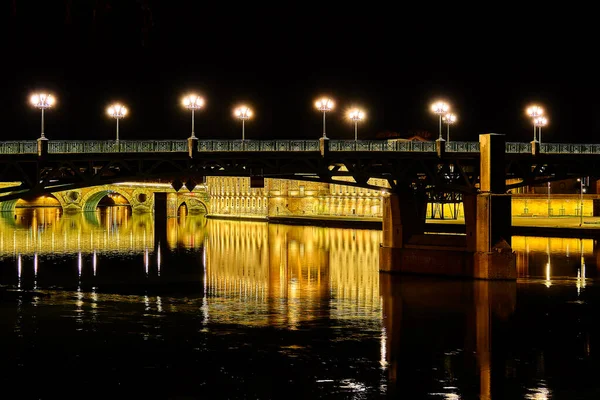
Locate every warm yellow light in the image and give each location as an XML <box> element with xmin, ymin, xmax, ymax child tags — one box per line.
<box><xmin>534</xmin><ymin>116</ymin><xmax>547</xmax><ymax>127</ymax></box>
<box><xmin>348</xmin><ymin>108</ymin><xmax>365</xmax><ymax>121</ymax></box>
<box><xmin>526</xmin><ymin>105</ymin><xmax>544</xmax><ymax>118</ymax></box>
<box><xmin>443</xmin><ymin>113</ymin><xmax>457</xmax><ymax>124</ymax></box>
<box><xmin>107</xmin><ymin>103</ymin><xmax>127</xmax><ymax>119</ymax></box>
<box><xmin>30</xmin><ymin>93</ymin><xmax>54</xmax><ymax>109</ymax></box>
<box><xmin>431</xmin><ymin>101</ymin><xmax>449</xmax><ymax>114</ymax></box>
<box><xmin>315</xmin><ymin>97</ymin><xmax>334</xmax><ymax>112</ymax></box>
<box><xmin>234</xmin><ymin>105</ymin><xmax>252</xmax><ymax>120</ymax></box>
<box><xmin>183</xmin><ymin>94</ymin><xmax>204</xmax><ymax>110</ymax></box>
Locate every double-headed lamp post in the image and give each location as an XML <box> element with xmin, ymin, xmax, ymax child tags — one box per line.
<box><xmin>106</xmin><ymin>104</ymin><xmax>127</xmax><ymax>141</ymax></box>
<box><xmin>348</xmin><ymin>108</ymin><xmax>365</xmax><ymax>141</ymax></box>
<box><xmin>431</xmin><ymin>101</ymin><xmax>450</xmax><ymax>140</ymax></box>
<box><xmin>526</xmin><ymin>105</ymin><xmax>544</xmax><ymax>142</ymax></box>
<box><xmin>182</xmin><ymin>94</ymin><xmax>204</xmax><ymax>139</ymax></box>
<box><xmin>443</xmin><ymin>113</ymin><xmax>457</xmax><ymax>142</ymax></box>
<box><xmin>234</xmin><ymin>105</ymin><xmax>252</xmax><ymax>141</ymax></box>
<box><xmin>534</xmin><ymin>116</ymin><xmax>548</xmax><ymax>144</ymax></box>
<box><xmin>30</xmin><ymin>93</ymin><xmax>55</xmax><ymax>139</ymax></box>
<box><xmin>315</xmin><ymin>97</ymin><xmax>334</xmax><ymax>139</ymax></box>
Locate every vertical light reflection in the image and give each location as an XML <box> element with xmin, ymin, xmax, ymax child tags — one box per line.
<box><xmin>77</xmin><ymin>251</ymin><xmax>82</xmax><ymax>292</ymax></box>
<box><xmin>577</xmin><ymin>238</ymin><xmax>586</xmax><ymax>295</ymax></box>
<box><xmin>144</xmin><ymin>247</ymin><xmax>149</xmax><ymax>276</ymax></box>
<box><xmin>545</xmin><ymin>238</ymin><xmax>551</xmax><ymax>288</ymax></box>
<box><xmin>380</xmin><ymin>325</ymin><xmax>388</xmax><ymax>370</ymax></box>
<box><xmin>157</xmin><ymin>244</ymin><xmax>161</xmax><ymax>276</ymax></box>
<box><xmin>157</xmin><ymin>296</ymin><xmax>163</xmax><ymax>313</ymax></box>
<box><xmin>202</xmin><ymin>245</ymin><xmax>208</xmax><ymax>326</ymax></box>
<box><xmin>17</xmin><ymin>253</ymin><xmax>22</xmax><ymax>288</ymax></box>
<box><xmin>93</xmin><ymin>250</ymin><xmax>97</xmax><ymax>276</ymax></box>
<box><xmin>33</xmin><ymin>252</ymin><xmax>38</xmax><ymax>289</ymax></box>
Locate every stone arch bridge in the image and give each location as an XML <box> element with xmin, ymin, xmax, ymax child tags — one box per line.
<box><xmin>0</xmin><ymin>182</ymin><xmax>209</xmax><ymax>217</ymax></box>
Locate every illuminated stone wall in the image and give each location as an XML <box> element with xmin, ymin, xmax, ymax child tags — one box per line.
<box><xmin>206</xmin><ymin>176</ymin><xmax>386</xmax><ymax>219</ymax></box>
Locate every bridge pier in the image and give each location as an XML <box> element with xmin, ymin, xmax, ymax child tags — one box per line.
<box><xmin>153</xmin><ymin>192</ymin><xmax>168</xmax><ymax>248</ymax></box>
<box><xmin>37</xmin><ymin>137</ymin><xmax>48</xmax><ymax>158</ymax></box>
<box><xmin>188</xmin><ymin>136</ymin><xmax>198</xmax><ymax>158</ymax></box>
<box><xmin>380</xmin><ymin>133</ymin><xmax>516</xmax><ymax>280</ymax></box>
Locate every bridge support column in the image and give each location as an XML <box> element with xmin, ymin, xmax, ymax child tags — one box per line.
<box><xmin>188</xmin><ymin>136</ymin><xmax>198</xmax><ymax>158</ymax></box>
<box><xmin>436</xmin><ymin>137</ymin><xmax>446</xmax><ymax>158</ymax></box>
<box><xmin>319</xmin><ymin>137</ymin><xmax>329</xmax><ymax>157</ymax></box>
<box><xmin>380</xmin><ymin>133</ymin><xmax>516</xmax><ymax>280</ymax></box>
<box><xmin>531</xmin><ymin>139</ymin><xmax>539</xmax><ymax>156</ymax></box>
<box><xmin>471</xmin><ymin>133</ymin><xmax>516</xmax><ymax>279</ymax></box>
<box><xmin>37</xmin><ymin>137</ymin><xmax>48</xmax><ymax>158</ymax></box>
<box><xmin>154</xmin><ymin>192</ymin><xmax>168</xmax><ymax>248</ymax></box>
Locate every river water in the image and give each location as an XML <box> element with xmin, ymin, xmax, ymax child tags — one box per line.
<box><xmin>0</xmin><ymin>207</ymin><xmax>599</xmax><ymax>399</ymax></box>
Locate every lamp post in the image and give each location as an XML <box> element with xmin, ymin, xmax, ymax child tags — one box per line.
<box><xmin>30</xmin><ymin>93</ymin><xmax>55</xmax><ymax>139</ymax></box>
<box><xmin>578</xmin><ymin>177</ymin><xmax>585</xmax><ymax>227</ymax></box>
<box><xmin>534</xmin><ymin>116</ymin><xmax>548</xmax><ymax>145</ymax></box>
<box><xmin>442</xmin><ymin>113</ymin><xmax>457</xmax><ymax>142</ymax></box>
<box><xmin>106</xmin><ymin>103</ymin><xmax>127</xmax><ymax>142</ymax></box>
<box><xmin>526</xmin><ymin>105</ymin><xmax>544</xmax><ymax>142</ymax></box>
<box><xmin>315</xmin><ymin>97</ymin><xmax>334</xmax><ymax>139</ymax></box>
<box><xmin>234</xmin><ymin>105</ymin><xmax>252</xmax><ymax>141</ymax></box>
<box><xmin>547</xmin><ymin>181</ymin><xmax>551</xmax><ymax>217</ymax></box>
<box><xmin>431</xmin><ymin>101</ymin><xmax>450</xmax><ymax>140</ymax></box>
<box><xmin>348</xmin><ymin>108</ymin><xmax>365</xmax><ymax>141</ymax></box>
<box><xmin>182</xmin><ymin>94</ymin><xmax>205</xmax><ymax>139</ymax></box>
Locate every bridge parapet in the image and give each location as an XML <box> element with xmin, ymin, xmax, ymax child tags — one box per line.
<box><xmin>0</xmin><ymin>138</ymin><xmax>598</xmax><ymax>155</ymax></box>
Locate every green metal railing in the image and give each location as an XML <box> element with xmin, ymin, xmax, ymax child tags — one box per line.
<box><xmin>0</xmin><ymin>139</ymin><xmax>597</xmax><ymax>155</ymax></box>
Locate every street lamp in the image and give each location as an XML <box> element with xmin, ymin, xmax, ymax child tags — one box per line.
<box><xmin>315</xmin><ymin>97</ymin><xmax>334</xmax><ymax>139</ymax></box>
<box><xmin>348</xmin><ymin>108</ymin><xmax>365</xmax><ymax>141</ymax></box>
<box><xmin>534</xmin><ymin>116</ymin><xmax>548</xmax><ymax>144</ymax></box>
<box><xmin>30</xmin><ymin>93</ymin><xmax>55</xmax><ymax>139</ymax></box>
<box><xmin>106</xmin><ymin>103</ymin><xmax>127</xmax><ymax>141</ymax></box>
<box><xmin>182</xmin><ymin>94</ymin><xmax>205</xmax><ymax>139</ymax></box>
<box><xmin>526</xmin><ymin>105</ymin><xmax>544</xmax><ymax>142</ymax></box>
<box><xmin>442</xmin><ymin>113</ymin><xmax>457</xmax><ymax>142</ymax></box>
<box><xmin>577</xmin><ymin>177</ymin><xmax>586</xmax><ymax>227</ymax></box>
<box><xmin>431</xmin><ymin>101</ymin><xmax>450</xmax><ymax>140</ymax></box>
<box><xmin>234</xmin><ymin>105</ymin><xmax>252</xmax><ymax>141</ymax></box>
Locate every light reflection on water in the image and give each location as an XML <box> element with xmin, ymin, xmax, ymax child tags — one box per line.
<box><xmin>1</xmin><ymin>208</ymin><xmax>600</xmax><ymax>398</ymax></box>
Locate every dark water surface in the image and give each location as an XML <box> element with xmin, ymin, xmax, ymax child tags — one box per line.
<box><xmin>1</xmin><ymin>208</ymin><xmax>600</xmax><ymax>399</ymax></box>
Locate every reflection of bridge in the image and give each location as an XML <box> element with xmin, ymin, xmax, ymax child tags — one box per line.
<box><xmin>0</xmin><ymin>208</ymin><xmax>208</xmax><ymax>256</ymax></box>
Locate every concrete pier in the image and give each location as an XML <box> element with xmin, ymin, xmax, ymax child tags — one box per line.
<box><xmin>380</xmin><ymin>133</ymin><xmax>517</xmax><ymax>280</ymax></box>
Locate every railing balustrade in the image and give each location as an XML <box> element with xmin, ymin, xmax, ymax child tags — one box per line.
<box><xmin>2</xmin><ymin>139</ymin><xmax>600</xmax><ymax>155</ymax></box>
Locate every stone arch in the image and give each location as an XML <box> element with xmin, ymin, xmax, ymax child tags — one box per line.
<box><xmin>0</xmin><ymin>199</ymin><xmax>19</xmax><ymax>213</ymax></box>
<box><xmin>176</xmin><ymin>197</ymin><xmax>208</xmax><ymax>215</ymax></box>
<box><xmin>82</xmin><ymin>188</ymin><xmax>134</xmax><ymax>212</ymax></box>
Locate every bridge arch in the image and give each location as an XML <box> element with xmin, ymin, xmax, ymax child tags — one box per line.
<box><xmin>0</xmin><ymin>199</ymin><xmax>19</xmax><ymax>213</ymax></box>
<box><xmin>82</xmin><ymin>188</ymin><xmax>134</xmax><ymax>212</ymax></box>
<box><xmin>176</xmin><ymin>197</ymin><xmax>208</xmax><ymax>215</ymax></box>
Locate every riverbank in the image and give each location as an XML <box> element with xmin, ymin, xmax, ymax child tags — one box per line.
<box><xmin>265</xmin><ymin>215</ymin><xmax>600</xmax><ymax>238</ymax></box>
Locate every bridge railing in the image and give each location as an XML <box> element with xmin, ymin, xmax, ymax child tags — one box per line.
<box><xmin>49</xmin><ymin>140</ymin><xmax>189</xmax><ymax>153</ymax></box>
<box><xmin>541</xmin><ymin>143</ymin><xmax>600</xmax><ymax>154</ymax></box>
<box><xmin>198</xmin><ymin>140</ymin><xmax>320</xmax><ymax>152</ymax></box>
<box><xmin>4</xmin><ymin>139</ymin><xmax>600</xmax><ymax>155</ymax></box>
<box><xmin>446</xmin><ymin>141</ymin><xmax>480</xmax><ymax>152</ymax></box>
<box><xmin>0</xmin><ymin>141</ymin><xmax>37</xmax><ymax>154</ymax></box>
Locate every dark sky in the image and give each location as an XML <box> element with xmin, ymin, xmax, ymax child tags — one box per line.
<box><xmin>2</xmin><ymin>1</ymin><xmax>598</xmax><ymax>143</ymax></box>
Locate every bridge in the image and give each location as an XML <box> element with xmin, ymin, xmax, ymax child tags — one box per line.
<box><xmin>0</xmin><ymin>137</ymin><xmax>598</xmax><ymax>202</ymax></box>
<box><xmin>2</xmin><ymin>134</ymin><xmax>600</xmax><ymax>281</ymax></box>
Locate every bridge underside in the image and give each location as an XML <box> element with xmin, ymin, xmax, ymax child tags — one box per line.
<box><xmin>0</xmin><ymin>140</ymin><xmax>598</xmax><ymax>203</ymax></box>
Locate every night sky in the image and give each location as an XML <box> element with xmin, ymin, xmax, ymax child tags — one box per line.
<box><xmin>3</xmin><ymin>2</ymin><xmax>598</xmax><ymax>143</ymax></box>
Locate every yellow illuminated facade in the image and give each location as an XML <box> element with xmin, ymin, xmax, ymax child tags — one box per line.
<box><xmin>206</xmin><ymin>175</ymin><xmax>387</xmax><ymax>219</ymax></box>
